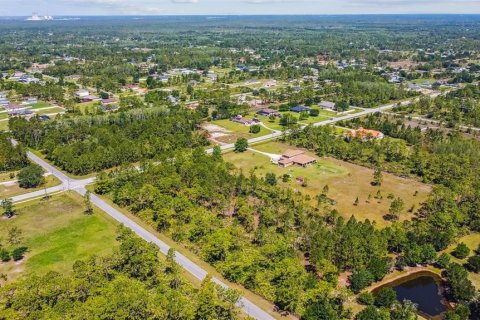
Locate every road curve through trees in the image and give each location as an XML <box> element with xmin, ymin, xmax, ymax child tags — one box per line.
<box><xmin>9</xmin><ymin>142</ymin><xmax>276</xmax><ymax>320</ymax></box>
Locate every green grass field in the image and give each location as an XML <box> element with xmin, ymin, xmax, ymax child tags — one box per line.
<box><xmin>35</xmin><ymin>107</ymin><xmax>65</xmax><ymax>115</ymax></box>
<box><xmin>74</xmin><ymin>101</ymin><xmax>100</xmax><ymax>114</ymax></box>
<box><xmin>0</xmin><ymin>171</ymin><xmax>18</xmax><ymax>182</ymax></box>
<box><xmin>210</xmin><ymin>119</ymin><xmax>273</xmax><ymax>144</ymax></box>
<box><xmin>29</xmin><ymin>101</ymin><xmax>52</xmax><ymax>109</ymax></box>
<box><xmin>224</xmin><ymin>141</ymin><xmax>432</xmax><ymax>227</ymax></box>
<box><xmin>0</xmin><ymin>120</ymin><xmax>8</xmax><ymax>132</ymax></box>
<box><xmin>255</xmin><ymin>109</ymin><xmax>339</xmax><ymax>130</ymax></box>
<box><xmin>0</xmin><ymin>113</ymin><xmax>8</xmax><ymax>120</ymax></box>
<box><xmin>0</xmin><ymin>192</ymin><xmax>118</xmax><ymax>284</ymax></box>
<box><xmin>410</xmin><ymin>78</ymin><xmax>436</xmax><ymax>85</ymax></box>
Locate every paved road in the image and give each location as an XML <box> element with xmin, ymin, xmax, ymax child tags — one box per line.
<box><xmin>9</xmin><ymin>141</ymin><xmax>275</xmax><ymax>320</ymax></box>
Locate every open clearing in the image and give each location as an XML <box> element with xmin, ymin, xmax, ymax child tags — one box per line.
<box><xmin>209</xmin><ymin>119</ymin><xmax>273</xmax><ymax>144</ymax></box>
<box><xmin>0</xmin><ymin>192</ymin><xmax>118</xmax><ymax>284</ymax></box>
<box><xmin>0</xmin><ymin>120</ymin><xmax>8</xmax><ymax>132</ymax></box>
<box><xmin>224</xmin><ymin>141</ymin><xmax>432</xmax><ymax>227</ymax></box>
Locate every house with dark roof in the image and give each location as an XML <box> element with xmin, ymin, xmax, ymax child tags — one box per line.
<box><xmin>101</xmin><ymin>98</ymin><xmax>118</xmax><ymax>106</ymax></box>
<box><xmin>319</xmin><ymin>101</ymin><xmax>336</xmax><ymax>111</ymax></box>
<box><xmin>290</xmin><ymin>105</ymin><xmax>310</xmax><ymax>113</ymax></box>
<box><xmin>257</xmin><ymin>108</ymin><xmax>281</xmax><ymax>117</ymax></box>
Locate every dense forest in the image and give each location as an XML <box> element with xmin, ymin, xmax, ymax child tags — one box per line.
<box><xmin>90</xmin><ymin>134</ymin><xmax>479</xmax><ymax>318</ymax></box>
<box><xmin>0</xmin><ymin>133</ymin><xmax>28</xmax><ymax>172</ymax></box>
<box><xmin>0</xmin><ymin>227</ymin><xmax>241</xmax><ymax>320</ymax></box>
<box><xmin>9</xmin><ymin>108</ymin><xmax>209</xmax><ymax>175</ymax></box>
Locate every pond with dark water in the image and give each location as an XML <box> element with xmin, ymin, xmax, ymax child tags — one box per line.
<box><xmin>373</xmin><ymin>271</ymin><xmax>449</xmax><ymax>319</ymax></box>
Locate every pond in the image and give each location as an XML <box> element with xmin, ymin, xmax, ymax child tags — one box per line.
<box><xmin>373</xmin><ymin>271</ymin><xmax>449</xmax><ymax>319</ymax></box>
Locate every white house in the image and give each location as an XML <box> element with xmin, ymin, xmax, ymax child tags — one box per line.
<box><xmin>75</xmin><ymin>89</ymin><xmax>90</xmax><ymax>98</ymax></box>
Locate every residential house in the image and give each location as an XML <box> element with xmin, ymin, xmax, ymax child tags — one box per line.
<box><xmin>257</xmin><ymin>108</ymin><xmax>281</xmax><ymax>117</ymax></box>
<box><xmin>23</xmin><ymin>97</ymin><xmax>38</xmax><ymax>105</ymax></box>
<box><xmin>408</xmin><ymin>84</ymin><xmax>421</xmax><ymax>91</ymax></box>
<box><xmin>231</xmin><ymin>115</ymin><xmax>260</xmax><ymax>126</ymax></box>
<box><xmin>122</xmin><ymin>84</ymin><xmax>140</xmax><ymax>91</ymax></box>
<box><xmin>348</xmin><ymin>127</ymin><xmax>384</xmax><ymax>140</ymax></box>
<box><xmin>19</xmin><ymin>75</ymin><xmax>39</xmax><ymax>84</ymax></box>
<box><xmin>185</xmin><ymin>101</ymin><xmax>199</xmax><ymax>110</ymax></box>
<box><xmin>0</xmin><ymin>92</ymin><xmax>9</xmax><ymax>107</ymax></box>
<box><xmin>319</xmin><ymin>101</ymin><xmax>336</xmax><ymax>111</ymax></box>
<box><xmin>207</xmin><ymin>73</ymin><xmax>217</xmax><ymax>81</ymax></box>
<box><xmin>158</xmin><ymin>75</ymin><xmax>170</xmax><ymax>82</ymax></box>
<box><xmin>80</xmin><ymin>95</ymin><xmax>100</xmax><ymax>103</ymax></box>
<box><xmin>263</xmin><ymin>80</ymin><xmax>277</xmax><ymax>88</ymax></box>
<box><xmin>278</xmin><ymin>149</ymin><xmax>317</xmax><ymax>168</ymax></box>
<box><xmin>75</xmin><ymin>89</ymin><xmax>90</xmax><ymax>98</ymax></box>
<box><xmin>290</xmin><ymin>105</ymin><xmax>310</xmax><ymax>113</ymax></box>
<box><xmin>246</xmin><ymin>79</ymin><xmax>260</xmax><ymax>85</ymax></box>
<box><xmin>101</xmin><ymin>98</ymin><xmax>118</xmax><ymax>106</ymax></box>
<box><xmin>100</xmin><ymin>104</ymin><xmax>120</xmax><ymax>113</ymax></box>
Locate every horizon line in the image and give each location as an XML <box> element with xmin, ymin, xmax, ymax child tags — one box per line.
<box><xmin>2</xmin><ymin>13</ymin><xmax>480</xmax><ymax>17</ymax></box>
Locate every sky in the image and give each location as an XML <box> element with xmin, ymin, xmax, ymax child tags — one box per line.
<box><xmin>0</xmin><ymin>0</ymin><xmax>480</xmax><ymax>16</ymax></box>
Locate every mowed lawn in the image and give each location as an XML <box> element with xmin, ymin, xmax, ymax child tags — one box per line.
<box><xmin>210</xmin><ymin>119</ymin><xmax>273</xmax><ymax>144</ymax></box>
<box><xmin>35</xmin><ymin>107</ymin><xmax>65</xmax><ymax>115</ymax></box>
<box><xmin>0</xmin><ymin>192</ymin><xmax>118</xmax><ymax>284</ymax></box>
<box><xmin>224</xmin><ymin>142</ymin><xmax>432</xmax><ymax>227</ymax></box>
<box><xmin>0</xmin><ymin>120</ymin><xmax>8</xmax><ymax>132</ymax></box>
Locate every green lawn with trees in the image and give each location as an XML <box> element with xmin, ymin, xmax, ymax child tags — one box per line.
<box><xmin>0</xmin><ymin>193</ymin><xmax>119</xmax><ymax>284</ymax></box>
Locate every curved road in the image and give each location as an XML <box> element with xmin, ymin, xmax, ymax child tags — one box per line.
<box><xmin>9</xmin><ymin>144</ymin><xmax>276</xmax><ymax>320</ymax></box>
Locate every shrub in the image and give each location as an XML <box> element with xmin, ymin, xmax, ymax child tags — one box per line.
<box><xmin>249</xmin><ymin>124</ymin><xmax>261</xmax><ymax>134</ymax></box>
<box><xmin>234</xmin><ymin>138</ymin><xmax>248</xmax><ymax>152</ymax></box>
<box><xmin>309</xmin><ymin>108</ymin><xmax>320</xmax><ymax>117</ymax></box>
<box><xmin>437</xmin><ymin>252</ymin><xmax>451</xmax><ymax>269</ymax></box>
<box><xmin>375</xmin><ymin>287</ymin><xmax>397</xmax><ymax>308</ymax></box>
<box><xmin>18</xmin><ymin>164</ymin><xmax>44</xmax><ymax>188</ymax></box>
<box><xmin>349</xmin><ymin>268</ymin><xmax>375</xmax><ymax>293</ymax></box>
<box><xmin>12</xmin><ymin>246</ymin><xmax>28</xmax><ymax>261</ymax></box>
<box><xmin>0</xmin><ymin>249</ymin><xmax>10</xmax><ymax>262</ymax></box>
<box><xmin>467</xmin><ymin>255</ymin><xmax>480</xmax><ymax>273</ymax></box>
<box><xmin>265</xmin><ymin>173</ymin><xmax>277</xmax><ymax>186</ymax></box>
<box><xmin>357</xmin><ymin>292</ymin><xmax>375</xmax><ymax>305</ymax></box>
<box><xmin>452</xmin><ymin>243</ymin><xmax>470</xmax><ymax>259</ymax></box>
